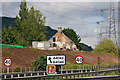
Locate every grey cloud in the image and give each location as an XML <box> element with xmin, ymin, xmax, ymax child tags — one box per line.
<box><xmin>2</xmin><ymin>2</ymin><xmax>20</xmax><ymax>17</ymax></box>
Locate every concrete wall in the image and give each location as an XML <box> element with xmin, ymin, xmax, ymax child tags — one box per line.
<box><xmin>32</xmin><ymin>41</ymin><xmax>50</xmax><ymax>50</ymax></box>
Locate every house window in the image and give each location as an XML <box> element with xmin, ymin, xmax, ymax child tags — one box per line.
<box><xmin>53</xmin><ymin>37</ymin><xmax>56</xmax><ymax>42</ymax></box>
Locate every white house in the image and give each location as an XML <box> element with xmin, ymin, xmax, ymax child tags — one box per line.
<box><xmin>32</xmin><ymin>27</ymin><xmax>78</xmax><ymax>50</ymax></box>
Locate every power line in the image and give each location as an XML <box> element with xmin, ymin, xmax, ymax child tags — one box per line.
<box><xmin>98</xmin><ymin>2</ymin><xmax>117</xmax><ymax>44</ymax></box>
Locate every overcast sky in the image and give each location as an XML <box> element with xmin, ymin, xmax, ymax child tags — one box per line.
<box><xmin>1</xmin><ymin>0</ymin><xmax>119</xmax><ymax>48</ymax></box>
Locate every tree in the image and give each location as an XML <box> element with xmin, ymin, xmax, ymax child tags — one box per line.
<box><xmin>79</xmin><ymin>43</ymin><xmax>93</xmax><ymax>51</ymax></box>
<box><xmin>94</xmin><ymin>38</ymin><xmax>117</xmax><ymax>54</ymax></box>
<box><xmin>32</xmin><ymin>56</ymin><xmax>47</xmax><ymax>71</ymax></box>
<box><xmin>2</xmin><ymin>26</ymin><xmax>18</xmax><ymax>44</ymax></box>
<box><xmin>62</xmin><ymin>28</ymin><xmax>81</xmax><ymax>50</ymax></box>
<box><xmin>15</xmin><ymin>1</ymin><xmax>46</xmax><ymax>46</ymax></box>
<box><xmin>27</xmin><ymin>7</ymin><xmax>46</xmax><ymax>43</ymax></box>
<box><xmin>15</xmin><ymin>0</ymin><xmax>29</xmax><ymax>46</ymax></box>
<box><xmin>2</xmin><ymin>1</ymin><xmax>46</xmax><ymax>46</ymax></box>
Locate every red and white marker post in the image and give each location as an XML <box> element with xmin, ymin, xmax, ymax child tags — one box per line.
<box><xmin>46</xmin><ymin>65</ymin><xmax>56</xmax><ymax>75</ymax></box>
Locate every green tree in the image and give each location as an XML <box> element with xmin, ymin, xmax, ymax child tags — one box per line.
<box><xmin>27</xmin><ymin>7</ymin><xmax>46</xmax><ymax>43</ymax></box>
<box><xmin>15</xmin><ymin>0</ymin><xmax>29</xmax><ymax>46</ymax></box>
<box><xmin>32</xmin><ymin>56</ymin><xmax>47</xmax><ymax>71</ymax></box>
<box><xmin>62</xmin><ymin>28</ymin><xmax>81</xmax><ymax>50</ymax></box>
<box><xmin>2</xmin><ymin>26</ymin><xmax>18</xmax><ymax>44</ymax></box>
<box><xmin>15</xmin><ymin>0</ymin><xmax>28</xmax><ymax>30</ymax></box>
<box><xmin>15</xmin><ymin>1</ymin><xmax>46</xmax><ymax>46</ymax></box>
<box><xmin>94</xmin><ymin>38</ymin><xmax>117</xmax><ymax>54</ymax></box>
<box><xmin>79</xmin><ymin>43</ymin><xmax>93</xmax><ymax>51</ymax></box>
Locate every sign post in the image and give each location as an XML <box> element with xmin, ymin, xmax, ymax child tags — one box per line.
<box><xmin>61</xmin><ymin>66</ymin><xmax>63</xmax><ymax>74</ymax></box>
<box><xmin>47</xmin><ymin>55</ymin><xmax>66</xmax><ymax>65</ymax></box>
<box><xmin>75</xmin><ymin>55</ymin><xmax>84</xmax><ymax>64</ymax></box>
<box><xmin>7</xmin><ymin>67</ymin><xmax>9</xmax><ymax>73</ymax></box>
<box><xmin>47</xmin><ymin>55</ymin><xmax>66</xmax><ymax>75</ymax></box>
<box><xmin>4</xmin><ymin>58</ymin><xmax>12</xmax><ymax>73</ymax></box>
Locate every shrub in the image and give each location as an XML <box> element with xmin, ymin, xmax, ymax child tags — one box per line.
<box><xmin>94</xmin><ymin>38</ymin><xmax>117</xmax><ymax>55</ymax></box>
<box><xmin>14</xmin><ymin>67</ymin><xmax>21</xmax><ymax>72</ymax></box>
<box><xmin>32</xmin><ymin>56</ymin><xmax>47</xmax><ymax>71</ymax></box>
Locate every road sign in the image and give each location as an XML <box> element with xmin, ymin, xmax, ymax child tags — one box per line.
<box><xmin>4</xmin><ymin>58</ymin><xmax>12</xmax><ymax>67</ymax></box>
<box><xmin>47</xmin><ymin>55</ymin><xmax>66</xmax><ymax>65</ymax></box>
<box><xmin>75</xmin><ymin>55</ymin><xmax>84</xmax><ymax>64</ymax></box>
<box><xmin>46</xmin><ymin>65</ymin><xmax>56</xmax><ymax>75</ymax></box>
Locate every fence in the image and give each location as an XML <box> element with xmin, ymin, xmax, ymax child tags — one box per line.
<box><xmin>63</xmin><ymin>65</ymin><xmax>120</xmax><ymax>70</ymax></box>
<box><xmin>2</xmin><ymin>67</ymin><xmax>38</xmax><ymax>73</ymax></box>
<box><xmin>2</xmin><ymin>65</ymin><xmax>120</xmax><ymax>73</ymax></box>
<box><xmin>2</xmin><ymin>68</ymin><xmax>120</xmax><ymax>80</ymax></box>
<box><xmin>0</xmin><ymin>44</ymin><xmax>25</xmax><ymax>48</ymax></box>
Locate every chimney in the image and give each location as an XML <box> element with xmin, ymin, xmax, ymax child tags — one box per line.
<box><xmin>58</xmin><ymin>26</ymin><xmax>62</xmax><ymax>33</ymax></box>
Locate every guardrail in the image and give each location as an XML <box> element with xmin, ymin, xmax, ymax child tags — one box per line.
<box><xmin>2</xmin><ymin>68</ymin><xmax>120</xmax><ymax>80</ymax></box>
<box><xmin>2</xmin><ymin>65</ymin><xmax>120</xmax><ymax>73</ymax></box>
<box><xmin>49</xmin><ymin>75</ymin><xmax>120</xmax><ymax>80</ymax></box>
<box><xmin>63</xmin><ymin>65</ymin><xmax>120</xmax><ymax>70</ymax></box>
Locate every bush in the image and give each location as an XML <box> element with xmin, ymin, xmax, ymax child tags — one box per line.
<box><xmin>32</xmin><ymin>56</ymin><xmax>47</xmax><ymax>71</ymax></box>
<box><xmin>14</xmin><ymin>67</ymin><xmax>21</xmax><ymax>72</ymax></box>
<box><xmin>94</xmin><ymin>38</ymin><xmax>117</xmax><ymax>55</ymax></box>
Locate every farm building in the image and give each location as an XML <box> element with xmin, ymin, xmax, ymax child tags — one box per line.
<box><xmin>32</xmin><ymin>27</ymin><xmax>78</xmax><ymax>50</ymax></box>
